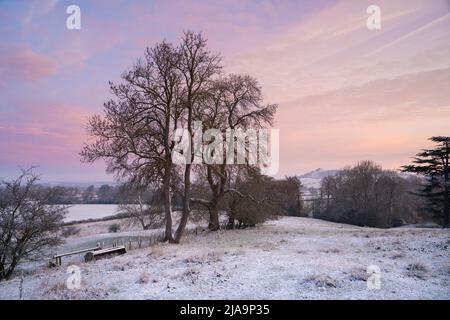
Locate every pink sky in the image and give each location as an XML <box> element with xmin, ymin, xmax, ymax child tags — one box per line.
<box><xmin>0</xmin><ymin>0</ymin><xmax>449</xmax><ymax>182</ymax></box>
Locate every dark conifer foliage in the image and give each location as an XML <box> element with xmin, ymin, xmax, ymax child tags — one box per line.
<box><xmin>403</xmin><ymin>136</ymin><xmax>450</xmax><ymax>227</ymax></box>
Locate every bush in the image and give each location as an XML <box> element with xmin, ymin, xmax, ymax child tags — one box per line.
<box><xmin>225</xmin><ymin>170</ymin><xmax>280</xmax><ymax>228</ymax></box>
<box><xmin>303</xmin><ymin>274</ymin><xmax>337</xmax><ymax>288</ymax></box>
<box><xmin>108</xmin><ymin>223</ymin><xmax>121</xmax><ymax>233</ymax></box>
<box><xmin>61</xmin><ymin>226</ymin><xmax>81</xmax><ymax>238</ymax></box>
<box><xmin>406</xmin><ymin>262</ymin><xmax>428</xmax><ymax>279</ymax></box>
<box><xmin>349</xmin><ymin>267</ymin><xmax>368</xmax><ymax>281</ymax></box>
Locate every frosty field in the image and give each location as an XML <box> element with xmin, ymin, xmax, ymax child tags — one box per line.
<box><xmin>64</xmin><ymin>204</ymin><xmax>120</xmax><ymax>222</ymax></box>
<box><xmin>0</xmin><ymin>217</ymin><xmax>449</xmax><ymax>300</ymax></box>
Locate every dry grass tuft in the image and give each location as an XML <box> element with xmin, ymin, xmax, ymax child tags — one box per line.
<box><xmin>138</xmin><ymin>270</ymin><xmax>150</xmax><ymax>284</ymax></box>
<box><xmin>349</xmin><ymin>267</ymin><xmax>368</xmax><ymax>281</ymax></box>
<box><xmin>148</xmin><ymin>247</ymin><xmax>164</xmax><ymax>259</ymax></box>
<box><xmin>391</xmin><ymin>252</ymin><xmax>404</xmax><ymax>260</ymax></box>
<box><xmin>406</xmin><ymin>262</ymin><xmax>428</xmax><ymax>279</ymax></box>
<box><xmin>303</xmin><ymin>274</ymin><xmax>338</xmax><ymax>288</ymax></box>
<box><xmin>183</xmin><ymin>268</ymin><xmax>200</xmax><ymax>284</ymax></box>
<box><xmin>321</xmin><ymin>248</ymin><xmax>341</xmax><ymax>254</ymax></box>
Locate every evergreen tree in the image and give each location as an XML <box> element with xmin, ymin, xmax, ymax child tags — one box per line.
<box><xmin>402</xmin><ymin>136</ymin><xmax>450</xmax><ymax>227</ymax></box>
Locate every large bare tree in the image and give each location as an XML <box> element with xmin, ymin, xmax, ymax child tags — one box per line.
<box><xmin>81</xmin><ymin>41</ymin><xmax>182</xmax><ymax>242</ymax></box>
<box><xmin>81</xmin><ymin>31</ymin><xmax>279</xmax><ymax>241</ymax></box>
<box><xmin>81</xmin><ymin>31</ymin><xmax>222</xmax><ymax>243</ymax></box>
<box><xmin>172</xmin><ymin>31</ymin><xmax>222</xmax><ymax>242</ymax></box>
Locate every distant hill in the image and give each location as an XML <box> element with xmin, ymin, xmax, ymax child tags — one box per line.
<box><xmin>298</xmin><ymin>168</ymin><xmax>339</xmax><ymax>189</ymax></box>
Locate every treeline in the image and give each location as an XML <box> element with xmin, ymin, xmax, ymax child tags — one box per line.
<box><xmin>39</xmin><ymin>184</ymin><xmax>128</xmax><ymax>204</ymax></box>
<box><xmin>312</xmin><ymin>161</ymin><xmax>424</xmax><ymax>228</ymax></box>
<box><xmin>311</xmin><ymin>135</ymin><xmax>450</xmax><ymax>229</ymax></box>
<box><xmin>119</xmin><ymin>171</ymin><xmax>303</xmax><ymax>232</ymax></box>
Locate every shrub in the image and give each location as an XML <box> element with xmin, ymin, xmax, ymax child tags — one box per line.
<box><xmin>61</xmin><ymin>226</ymin><xmax>81</xmax><ymax>238</ymax></box>
<box><xmin>108</xmin><ymin>223</ymin><xmax>121</xmax><ymax>233</ymax></box>
<box><xmin>303</xmin><ymin>274</ymin><xmax>337</xmax><ymax>288</ymax></box>
<box><xmin>226</xmin><ymin>170</ymin><xmax>280</xmax><ymax>229</ymax></box>
<box><xmin>349</xmin><ymin>267</ymin><xmax>368</xmax><ymax>281</ymax></box>
<box><xmin>406</xmin><ymin>262</ymin><xmax>428</xmax><ymax>279</ymax></box>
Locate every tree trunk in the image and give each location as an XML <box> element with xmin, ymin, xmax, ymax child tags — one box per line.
<box><xmin>205</xmin><ymin>165</ymin><xmax>226</xmax><ymax>231</ymax></box>
<box><xmin>444</xmin><ymin>175</ymin><xmax>449</xmax><ymax>228</ymax></box>
<box><xmin>0</xmin><ymin>264</ymin><xmax>4</xmax><ymax>281</ymax></box>
<box><xmin>162</xmin><ymin>165</ymin><xmax>174</xmax><ymax>242</ymax></box>
<box><xmin>208</xmin><ymin>198</ymin><xmax>221</xmax><ymax>231</ymax></box>
<box><xmin>444</xmin><ymin>181</ymin><xmax>450</xmax><ymax>227</ymax></box>
<box><xmin>1</xmin><ymin>259</ymin><xmax>16</xmax><ymax>281</ymax></box>
<box><xmin>162</xmin><ymin>101</ymin><xmax>175</xmax><ymax>242</ymax></box>
<box><xmin>226</xmin><ymin>205</ymin><xmax>237</xmax><ymax>229</ymax></box>
<box><xmin>444</xmin><ymin>140</ymin><xmax>449</xmax><ymax>228</ymax></box>
<box><xmin>173</xmin><ymin>85</ymin><xmax>195</xmax><ymax>244</ymax></box>
<box><xmin>174</xmin><ymin>163</ymin><xmax>192</xmax><ymax>243</ymax></box>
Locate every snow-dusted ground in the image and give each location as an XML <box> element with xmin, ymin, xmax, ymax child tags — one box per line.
<box><xmin>1</xmin><ymin>217</ymin><xmax>449</xmax><ymax>300</ymax></box>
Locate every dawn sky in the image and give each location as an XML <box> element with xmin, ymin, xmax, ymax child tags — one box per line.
<box><xmin>0</xmin><ymin>0</ymin><xmax>449</xmax><ymax>182</ymax></box>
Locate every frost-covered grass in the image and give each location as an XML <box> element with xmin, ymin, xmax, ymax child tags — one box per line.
<box><xmin>0</xmin><ymin>217</ymin><xmax>449</xmax><ymax>300</ymax></box>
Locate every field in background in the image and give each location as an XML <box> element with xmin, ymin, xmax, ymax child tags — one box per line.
<box><xmin>64</xmin><ymin>204</ymin><xmax>120</xmax><ymax>222</ymax></box>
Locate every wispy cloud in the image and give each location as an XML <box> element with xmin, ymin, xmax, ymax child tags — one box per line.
<box><xmin>0</xmin><ymin>46</ymin><xmax>58</xmax><ymax>81</ymax></box>
<box><xmin>23</xmin><ymin>0</ymin><xmax>60</xmax><ymax>24</ymax></box>
<box><xmin>226</xmin><ymin>0</ymin><xmax>450</xmax><ymax>102</ymax></box>
<box><xmin>0</xmin><ymin>0</ymin><xmax>449</xmax><ymax>180</ymax></box>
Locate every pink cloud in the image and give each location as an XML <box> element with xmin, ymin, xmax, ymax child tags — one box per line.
<box><xmin>0</xmin><ymin>125</ymin><xmax>65</xmax><ymax>138</ymax></box>
<box><xmin>0</xmin><ymin>46</ymin><xmax>58</xmax><ymax>81</ymax></box>
<box><xmin>0</xmin><ymin>98</ymin><xmax>95</xmax><ymax>168</ymax></box>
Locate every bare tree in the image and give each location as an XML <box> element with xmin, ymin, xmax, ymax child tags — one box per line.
<box><xmin>118</xmin><ymin>188</ymin><xmax>164</xmax><ymax>230</ymax></box>
<box><xmin>0</xmin><ymin>169</ymin><xmax>66</xmax><ymax>281</ymax></box>
<box><xmin>81</xmin><ymin>31</ymin><xmax>277</xmax><ymax>242</ymax></box>
<box><xmin>81</xmin><ymin>40</ymin><xmax>183</xmax><ymax>242</ymax></box>
<box><xmin>173</xmin><ymin>31</ymin><xmax>222</xmax><ymax>242</ymax></box>
<box><xmin>191</xmin><ymin>74</ymin><xmax>277</xmax><ymax>230</ymax></box>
